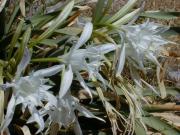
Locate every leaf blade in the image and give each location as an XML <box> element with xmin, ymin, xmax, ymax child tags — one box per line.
<box><xmin>32</xmin><ymin>0</ymin><xmax>74</xmax><ymax>45</ymax></box>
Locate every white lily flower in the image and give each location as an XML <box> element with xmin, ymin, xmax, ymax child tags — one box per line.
<box><xmin>58</xmin><ymin>22</ymin><xmax>116</xmax><ymax>98</ymax></box>
<box><xmin>0</xmin><ymin>48</ymin><xmax>63</xmax><ymax>133</ymax></box>
<box><xmin>45</xmin><ymin>92</ymin><xmax>104</xmax><ymax>135</ymax></box>
<box><xmin>122</xmin><ymin>21</ymin><xmax>169</xmax><ymax>69</ymax></box>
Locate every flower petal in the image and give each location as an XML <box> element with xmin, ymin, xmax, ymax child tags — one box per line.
<box><xmin>76</xmin><ymin>104</ymin><xmax>105</xmax><ymax>122</ymax></box>
<box><xmin>73</xmin><ymin>118</ymin><xmax>83</xmax><ymax>135</ymax></box>
<box><xmin>16</xmin><ymin>47</ymin><xmax>31</xmax><ymax>78</ymax></box>
<box><xmin>88</xmin><ymin>43</ymin><xmax>116</xmax><ymax>54</ymax></box>
<box><xmin>33</xmin><ymin>65</ymin><xmax>64</xmax><ymax>77</ymax></box>
<box><xmin>27</xmin><ymin>111</ymin><xmax>44</xmax><ymax>134</ymax></box>
<box><xmin>116</xmin><ymin>43</ymin><xmax>126</xmax><ymax>76</ymax></box>
<box><xmin>0</xmin><ymin>95</ymin><xmax>16</xmax><ymax>131</ymax></box>
<box><xmin>59</xmin><ymin>65</ymin><xmax>73</xmax><ymax>98</ymax></box>
<box><xmin>74</xmin><ymin>22</ymin><xmax>93</xmax><ymax>50</ymax></box>
<box><xmin>76</xmin><ymin>72</ymin><xmax>92</xmax><ymax>99</ymax></box>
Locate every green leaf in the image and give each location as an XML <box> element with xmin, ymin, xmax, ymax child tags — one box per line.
<box><xmin>30</xmin><ymin>14</ymin><xmax>55</xmax><ymax>28</ymax></box>
<box><xmin>40</xmin><ymin>39</ymin><xmax>60</xmax><ymax>46</ymax></box>
<box><xmin>141</xmin><ymin>11</ymin><xmax>180</xmax><ymax>20</ymax></box>
<box><xmin>5</xmin><ymin>4</ymin><xmax>19</xmax><ymax>34</ymax></box>
<box><xmin>92</xmin><ymin>0</ymin><xmax>106</xmax><ymax>23</ymax></box>
<box><xmin>102</xmin><ymin>0</ymin><xmax>113</xmax><ymax>17</ymax></box>
<box><xmin>55</xmin><ymin>27</ymin><xmax>82</xmax><ymax>36</ymax></box>
<box><xmin>8</xmin><ymin>19</ymin><xmax>24</xmax><ymax>59</ymax></box>
<box><xmin>106</xmin><ymin>0</ymin><xmax>138</xmax><ymax>23</ymax></box>
<box><xmin>143</xmin><ymin>87</ymin><xmax>180</xmax><ymax>97</ymax></box>
<box><xmin>143</xmin><ymin>115</ymin><xmax>180</xmax><ymax>135</ymax></box>
<box><xmin>0</xmin><ymin>0</ymin><xmax>7</xmax><ymax>13</ymax></box>
<box><xmin>162</xmin><ymin>27</ymin><xmax>180</xmax><ymax>36</ymax></box>
<box><xmin>31</xmin><ymin>0</ymin><xmax>74</xmax><ymax>46</ymax></box>
<box><xmin>16</xmin><ymin>26</ymin><xmax>31</xmax><ymax>64</ymax></box>
<box><xmin>113</xmin><ymin>8</ymin><xmax>140</xmax><ymax>26</ymax></box>
<box><xmin>135</xmin><ymin>119</ymin><xmax>146</xmax><ymax>135</ymax></box>
<box><xmin>19</xmin><ymin>0</ymin><xmax>25</xmax><ymax>17</ymax></box>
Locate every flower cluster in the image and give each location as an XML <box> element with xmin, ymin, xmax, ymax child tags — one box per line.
<box><xmin>0</xmin><ymin>20</ymin><xmax>169</xmax><ymax>134</ymax></box>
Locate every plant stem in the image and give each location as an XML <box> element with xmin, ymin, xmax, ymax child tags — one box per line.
<box><xmin>143</xmin><ymin>103</ymin><xmax>180</xmax><ymax>112</ymax></box>
<box><xmin>31</xmin><ymin>57</ymin><xmax>62</xmax><ymax>63</ymax></box>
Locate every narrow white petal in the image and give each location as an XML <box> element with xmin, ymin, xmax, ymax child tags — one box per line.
<box><xmin>74</xmin><ymin>118</ymin><xmax>83</xmax><ymax>135</ymax></box>
<box><xmin>76</xmin><ymin>105</ymin><xmax>105</xmax><ymax>122</ymax></box>
<box><xmin>89</xmin><ymin>43</ymin><xmax>116</xmax><ymax>54</ymax></box>
<box><xmin>76</xmin><ymin>72</ymin><xmax>92</xmax><ymax>99</ymax></box>
<box><xmin>27</xmin><ymin>112</ymin><xmax>44</xmax><ymax>134</ymax></box>
<box><xmin>1</xmin><ymin>95</ymin><xmax>16</xmax><ymax>131</ymax></box>
<box><xmin>116</xmin><ymin>44</ymin><xmax>126</xmax><ymax>76</ymax></box>
<box><xmin>40</xmin><ymin>90</ymin><xmax>57</xmax><ymax>107</ymax></box>
<box><xmin>141</xmin><ymin>79</ymin><xmax>160</xmax><ymax>96</ymax></box>
<box><xmin>157</xmin><ymin>66</ymin><xmax>166</xmax><ymax>98</ymax></box>
<box><xmin>59</xmin><ymin>65</ymin><xmax>73</xmax><ymax>98</ymax></box>
<box><xmin>16</xmin><ymin>47</ymin><xmax>31</xmax><ymax>78</ymax></box>
<box><xmin>33</xmin><ymin>65</ymin><xmax>64</xmax><ymax>77</ymax></box>
<box><xmin>74</xmin><ymin>22</ymin><xmax>93</xmax><ymax>50</ymax></box>
<box><xmin>129</xmin><ymin>64</ymin><xmax>142</xmax><ymax>87</ymax></box>
<box><xmin>146</xmin><ymin>53</ymin><xmax>160</xmax><ymax>66</ymax></box>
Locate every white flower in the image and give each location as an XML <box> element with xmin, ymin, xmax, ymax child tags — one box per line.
<box><xmin>0</xmin><ymin>48</ymin><xmax>63</xmax><ymax>133</ymax></box>
<box><xmin>58</xmin><ymin>22</ymin><xmax>116</xmax><ymax>98</ymax></box>
<box><xmin>45</xmin><ymin>92</ymin><xmax>104</xmax><ymax>135</ymax></box>
<box><xmin>122</xmin><ymin>21</ymin><xmax>169</xmax><ymax>69</ymax></box>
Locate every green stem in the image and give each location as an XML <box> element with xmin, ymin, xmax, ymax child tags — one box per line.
<box><xmin>31</xmin><ymin>57</ymin><xmax>62</xmax><ymax>63</ymax></box>
<box><xmin>143</xmin><ymin>104</ymin><xmax>180</xmax><ymax>112</ymax></box>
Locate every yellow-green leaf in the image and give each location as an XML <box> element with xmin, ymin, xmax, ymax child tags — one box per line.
<box><xmin>106</xmin><ymin>0</ymin><xmax>138</xmax><ymax>23</ymax></box>
<box><xmin>8</xmin><ymin>19</ymin><xmax>24</xmax><ymax>59</ymax></box>
<box><xmin>113</xmin><ymin>8</ymin><xmax>140</xmax><ymax>26</ymax></box>
<box><xmin>0</xmin><ymin>0</ymin><xmax>7</xmax><ymax>13</ymax></box>
<box><xmin>32</xmin><ymin>0</ymin><xmax>74</xmax><ymax>45</ymax></box>
<box><xmin>19</xmin><ymin>0</ymin><xmax>25</xmax><ymax>17</ymax></box>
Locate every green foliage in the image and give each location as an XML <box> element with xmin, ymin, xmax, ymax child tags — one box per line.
<box><xmin>0</xmin><ymin>0</ymin><xmax>179</xmax><ymax>135</ymax></box>
<box><xmin>141</xmin><ymin>11</ymin><xmax>180</xmax><ymax>20</ymax></box>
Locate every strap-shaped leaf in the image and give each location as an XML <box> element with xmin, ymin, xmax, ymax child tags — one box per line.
<box><xmin>32</xmin><ymin>0</ymin><xmax>74</xmax><ymax>44</ymax></box>
<box><xmin>55</xmin><ymin>27</ymin><xmax>82</xmax><ymax>36</ymax></box>
<box><xmin>8</xmin><ymin>19</ymin><xmax>24</xmax><ymax>59</ymax></box>
<box><xmin>19</xmin><ymin>0</ymin><xmax>25</xmax><ymax>17</ymax></box>
<box><xmin>16</xmin><ymin>26</ymin><xmax>31</xmax><ymax>64</ymax></box>
<box><xmin>141</xmin><ymin>11</ymin><xmax>180</xmax><ymax>20</ymax></box>
<box><xmin>135</xmin><ymin>119</ymin><xmax>146</xmax><ymax>135</ymax></box>
<box><xmin>0</xmin><ymin>0</ymin><xmax>7</xmax><ymax>13</ymax></box>
<box><xmin>92</xmin><ymin>0</ymin><xmax>106</xmax><ymax>23</ymax></box>
<box><xmin>162</xmin><ymin>27</ymin><xmax>180</xmax><ymax>36</ymax></box>
<box><xmin>106</xmin><ymin>0</ymin><xmax>138</xmax><ymax>23</ymax></box>
<box><xmin>113</xmin><ymin>8</ymin><xmax>140</xmax><ymax>26</ymax></box>
<box><xmin>5</xmin><ymin>4</ymin><xmax>19</xmax><ymax>34</ymax></box>
<box><xmin>142</xmin><ymin>115</ymin><xmax>180</xmax><ymax>135</ymax></box>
